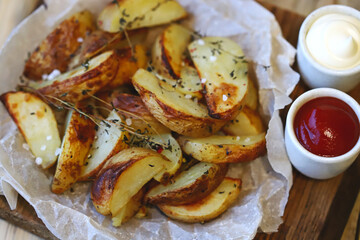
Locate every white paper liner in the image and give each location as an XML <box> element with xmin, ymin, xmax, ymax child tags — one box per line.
<box><xmin>0</xmin><ymin>0</ymin><xmax>299</xmax><ymax>239</ymax></box>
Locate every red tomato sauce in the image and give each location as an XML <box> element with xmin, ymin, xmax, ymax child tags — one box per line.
<box><xmin>294</xmin><ymin>97</ymin><xmax>359</xmax><ymax>157</ymax></box>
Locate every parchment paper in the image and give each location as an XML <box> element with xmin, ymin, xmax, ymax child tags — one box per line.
<box><xmin>0</xmin><ymin>0</ymin><xmax>300</xmax><ymax>239</ymax></box>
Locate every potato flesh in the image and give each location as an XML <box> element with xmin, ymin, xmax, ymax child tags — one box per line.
<box><xmin>109</xmin><ymin>155</ymin><xmax>168</xmax><ymax>215</ymax></box>
<box><xmin>79</xmin><ymin>110</ymin><xmax>129</xmax><ymax>181</ymax></box>
<box><xmin>148</xmin><ymin>162</ymin><xmax>213</xmax><ymax>197</ymax></box>
<box><xmin>1</xmin><ymin>92</ymin><xmax>61</xmax><ymax>169</ymax></box>
<box><xmin>183</xmin><ymin>133</ymin><xmax>265</xmax><ymax>145</ymax></box>
<box><xmin>52</xmin><ymin>110</ymin><xmax>95</xmax><ymax>193</ymax></box>
<box><xmin>244</xmin><ymin>78</ymin><xmax>258</xmax><ymax>111</ymax></box>
<box><xmin>189</xmin><ymin>37</ymin><xmax>248</xmax><ymax>119</ymax></box>
<box><xmin>158</xmin><ymin>178</ymin><xmax>241</xmax><ymax>223</ymax></box>
<box><xmin>98</xmin><ymin>0</ymin><xmax>187</xmax><ymax>33</ymax></box>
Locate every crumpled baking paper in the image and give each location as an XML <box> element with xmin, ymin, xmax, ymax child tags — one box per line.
<box><xmin>0</xmin><ymin>0</ymin><xmax>299</xmax><ymax>239</ymax></box>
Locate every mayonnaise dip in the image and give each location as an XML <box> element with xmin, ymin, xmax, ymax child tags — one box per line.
<box><xmin>305</xmin><ymin>13</ymin><xmax>360</xmax><ymax>70</ymax></box>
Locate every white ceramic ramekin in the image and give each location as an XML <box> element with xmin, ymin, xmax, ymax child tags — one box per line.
<box><xmin>297</xmin><ymin>5</ymin><xmax>360</xmax><ymax>92</ymax></box>
<box><xmin>285</xmin><ymin>88</ymin><xmax>360</xmax><ymax>179</ymax></box>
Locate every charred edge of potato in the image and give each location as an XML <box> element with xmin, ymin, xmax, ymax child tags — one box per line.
<box><xmin>157</xmin><ymin>177</ymin><xmax>242</xmax><ymax>223</ymax></box>
<box><xmin>160</xmin><ymin>36</ymin><xmax>178</xmax><ymax>79</ymax></box>
<box><xmin>24</xmin><ymin>10</ymin><xmax>95</xmax><ymax>80</ymax></box>
<box><xmin>37</xmin><ymin>51</ymin><xmax>119</xmax><ymax>102</ymax></box>
<box><xmin>91</xmin><ymin>159</ymin><xmax>138</xmax><ymax>215</ymax></box>
<box><xmin>177</xmin><ymin>134</ymin><xmax>267</xmax><ymax>163</ymax></box>
<box><xmin>145</xmin><ymin>163</ymin><xmax>228</xmax><ymax>205</ymax></box>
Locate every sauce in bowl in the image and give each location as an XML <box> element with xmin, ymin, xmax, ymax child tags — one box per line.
<box><xmin>294</xmin><ymin>97</ymin><xmax>360</xmax><ymax>157</ymax></box>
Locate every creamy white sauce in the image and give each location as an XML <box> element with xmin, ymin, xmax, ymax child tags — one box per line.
<box><xmin>306</xmin><ymin>13</ymin><xmax>360</xmax><ymax>70</ymax></box>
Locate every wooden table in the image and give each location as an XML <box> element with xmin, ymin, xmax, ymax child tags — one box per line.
<box><xmin>1</xmin><ymin>1</ymin><xmax>359</xmax><ymax>239</ymax></box>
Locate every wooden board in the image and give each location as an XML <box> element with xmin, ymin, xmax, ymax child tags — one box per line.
<box><xmin>0</xmin><ymin>3</ymin><xmax>359</xmax><ymax>240</ymax></box>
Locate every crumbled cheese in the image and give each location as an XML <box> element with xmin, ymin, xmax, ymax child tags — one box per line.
<box><xmin>46</xmin><ymin>135</ymin><xmax>52</xmax><ymax>141</ymax></box>
<box><xmin>35</xmin><ymin>157</ymin><xmax>43</xmax><ymax>165</ymax></box>
<box><xmin>223</xmin><ymin>94</ymin><xmax>228</xmax><ymax>101</ymax></box>
<box><xmin>198</xmin><ymin>39</ymin><xmax>205</xmax><ymax>45</ymax></box>
<box><xmin>40</xmin><ymin>145</ymin><xmax>47</xmax><ymax>151</ymax></box>
<box><xmin>55</xmin><ymin>148</ymin><xmax>62</xmax><ymax>156</ymax></box>
<box><xmin>126</xmin><ymin>118</ymin><xmax>132</xmax><ymax>126</ymax></box>
<box><xmin>22</xmin><ymin>143</ymin><xmax>30</xmax><ymax>151</ymax></box>
<box><xmin>209</xmin><ymin>56</ymin><xmax>217</xmax><ymax>62</ymax></box>
<box><xmin>47</xmin><ymin>69</ymin><xmax>61</xmax><ymax>81</ymax></box>
<box><xmin>77</xmin><ymin>37</ymin><xmax>84</xmax><ymax>42</ymax></box>
<box><xmin>185</xmin><ymin>94</ymin><xmax>192</xmax><ymax>99</ymax></box>
<box><xmin>201</xmin><ymin>78</ymin><xmax>207</xmax><ymax>83</ymax></box>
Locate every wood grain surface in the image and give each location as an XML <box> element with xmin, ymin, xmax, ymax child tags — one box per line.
<box><xmin>0</xmin><ymin>1</ymin><xmax>359</xmax><ymax>240</ymax></box>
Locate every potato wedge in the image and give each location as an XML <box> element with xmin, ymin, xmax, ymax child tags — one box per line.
<box><xmin>98</xmin><ymin>0</ymin><xmax>187</xmax><ymax>33</ymax></box>
<box><xmin>145</xmin><ymin>162</ymin><xmax>227</xmax><ymax>205</ymax></box>
<box><xmin>222</xmin><ymin>107</ymin><xmax>264</xmax><ymax>136</ymax></box>
<box><xmin>31</xmin><ymin>51</ymin><xmax>119</xmax><ymax>102</ymax></box>
<box><xmin>91</xmin><ymin>148</ymin><xmax>169</xmax><ymax>215</ymax></box>
<box><xmin>244</xmin><ymin>77</ymin><xmax>258</xmax><ymax>111</ymax></box>
<box><xmin>52</xmin><ymin>108</ymin><xmax>95</xmax><ymax>194</ymax></box>
<box><xmin>112</xmin><ymin>187</ymin><xmax>145</xmax><ymax>226</ymax></box>
<box><xmin>152</xmin><ymin>24</ymin><xmax>192</xmax><ymax>79</ymax></box>
<box><xmin>69</xmin><ymin>29</ymin><xmax>148</xmax><ymax>68</ymax></box>
<box><xmin>177</xmin><ymin>133</ymin><xmax>266</xmax><ymax>163</ymax></box>
<box><xmin>106</xmin><ymin>45</ymin><xmax>148</xmax><ymax>89</ymax></box>
<box><xmin>158</xmin><ymin>177</ymin><xmax>241</xmax><ymax>223</ymax></box>
<box><xmin>79</xmin><ymin>110</ymin><xmax>129</xmax><ymax>181</ymax></box>
<box><xmin>24</xmin><ymin>11</ymin><xmax>95</xmax><ymax>80</ymax></box>
<box><xmin>189</xmin><ymin>37</ymin><xmax>249</xmax><ymax>120</ymax></box>
<box><xmin>0</xmin><ymin>91</ymin><xmax>61</xmax><ymax>169</ymax></box>
<box><xmin>132</xmin><ymin>69</ymin><xmax>227</xmax><ymax>137</ymax></box>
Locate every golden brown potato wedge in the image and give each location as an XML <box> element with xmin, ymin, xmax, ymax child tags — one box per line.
<box><xmin>106</xmin><ymin>45</ymin><xmax>148</xmax><ymax>89</ymax></box>
<box><xmin>0</xmin><ymin>91</ymin><xmax>61</xmax><ymax>169</ymax></box>
<box><xmin>51</xmin><ymin>108</ymin><xmax>95</xmax><ymax>194</ymax></box>
<box><xmin>91</xmin><ymin>148</ymin><xmax>169</xmax><ymax>215</ymax></box>
<box><xmin>222</xmin><ymin>107</ymin><xmax>264</xmax><ymax>136</ymax></box>
<box><xmin>157</xmin><ymin>177</ymin><xmax>241</xmax><ymax>223</ymax></box>
<box><xmin>145</xmin><ymin>162</ymin><xmax>227</xmax><ymax>205</ymax></box>
<box><xmin>24</xmin><ymin>11</ymin><xmax>95</xmax><ymax>80</ymax></box>
<box><xmin>112</xmin><ymin>187</ymin><xmax>145</xmax><ymax>226</ymax></box>
<box><xmin>31</xmin><ymin>51</ymin><xmax>119</xmax><ymax>102</ymax></box>
<box><xmin>244</xmin><ymin>77</ymin><xmax>258</xmax><ymax>111</ymax></box>
<box><xmin>177</xmin><ymin>133</ymin><xmax>266</xmax><ymax>163</ymax></box>
<box><xmin>152</xmin><ymin>24</ymin><xmax>192</xmax><ymax>79</ymax></box>
<box><xmin>188</xmin><ymin>37</ymin><xmax>249</xmax><ymax>120</ymax></box>
<box><xmin>79</xmin><ymin>110</ymin><xmax>129</xmax><ymax>181</ymax></box>
<box><xmin>98</xmin><ymin>0</ymin><xmax>187</xmax><ymax>33</ymax></box>
<box><xmin>69</xmin><ymin>29</ymin><xmax>148</xmax><ymax>68</ymax></box>
<box><xmin>132</xmin><ymin>69</ymin><xmax>227</xmax><ymax>137</ymax></box>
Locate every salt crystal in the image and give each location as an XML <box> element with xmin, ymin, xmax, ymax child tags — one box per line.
<box><xmin>77</xmin><ymin>37</ymin><xmax>83</xmax><ymax>42</ymax></box>
<box><xmin>210</xmin><ymin>56</ymin><xmax>217</xmax><ymax>62</ymax></box>
<box><xmin>185</xmin><ymin>94</ymin><xmax>192</xmax><ymax>99</ymax></box>
<box><xmin>46</xmin><ymin>135</ymin><xmax>52</xmax><ymax>141</ymax></box>
<box><xmin>201</xmin><ymin>78</ymin><xmax>207</xmax><ymax>83</ymax></box>
<box><xmin>47</xmin><ymin>69</ymin><xmax>61</xmax><ymax>81</ymax></box>
<box><xmin>35</xmin><ymin>157</ymin><xmax>43</xmax><ymax>165</ymax></box>
<box><xmin>42</xmin><ymin>74</ymin><xmax>49</xmax><ymax>80</ymax></box>
<box><xmin>126</xmin><ymin>118</ymin><xmax>132</xmax><ymax>126</ymax></box>
<box><xmin>40</xmin><ymin>145</ymin><xmax>47</xmax><ymax>151</ymax></box>
<box><xmin>198</xmin><ymin>39</ymin><xmax>205</xmax><ymax>45</ymax></box>
<box><xmin>223</xmin><ymin>94</ymin><xmax>228</xmax><ymax>101</ymax></box>
<box><xmin>55</xmin><ymin>148</ymin><xmax>62</xmax><ymax>156</ymax></box>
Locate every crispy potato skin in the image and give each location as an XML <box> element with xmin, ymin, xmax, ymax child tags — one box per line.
<box><xmin>157</xmin><ymin>177</ymin><xmax>242</xmax><ymax>223</ymax></box>
<box><xmin>145</xmin><ymin>164</ymin><xmax>228</xmax><ymax>205</ymax></box>
<box><xmin>24</xmin><ymin>11</ymin><xmax>95</xmax><ymax>80</ymax></box>
<box><xmin>177</xmin><ymin>136</ymin><xmax>267</xmax><ymax>163</ymax></box>
<box><xmin>37</xmin><ymin>51</ymin><xmax>119</xmax><ymax>102</ymax></box>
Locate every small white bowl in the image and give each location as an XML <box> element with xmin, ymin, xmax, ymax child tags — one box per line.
<box><xmin>297</xmin><ymin>5</ymin><xmax>360</xmax><ymax>92</ymax></box>
<box><xmin>285</xmin><ymin>88</ymin><xmax>360</xmax><ymax>179</ymax></box>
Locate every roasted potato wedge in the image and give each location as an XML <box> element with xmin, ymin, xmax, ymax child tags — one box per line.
<box><xmin>132</xmin><ymin>69</ymin><xmax>227</xmax><ymax>137</ymax></box>
<box><xmin>152</xmin><ymin>24</ymin><xmax>192</xmax><ymax>79</ymax></box>
<box><xmin>52</xmin><ymin>109</ymin><xmax>95</xmax><ymax>194</ymax></box>
<box><xmin>69</xmin><ymin>29</ymin><xmax>148</xmax><ymax>68</ymax></box>
<box><xmin>106</xmin><ymin>45</ymin><xmax>148</xmax><ymax>89</ymax></box>
<box><xmin>189</xmin><ymin>37</ymin><xmax>249</xmax><ymax>120</ymax></box>
<box><xmin>91</xmin><ymin>148</ymin><xmax>169</xmax><ymax>215</ymax></box>
<box><xmin>24</xmin><ymin>11</ymin><xmax>95</xmax><ymax>80</ymax></box>
<box><xmin>158</xmin><ymin>177</ymin><xmax>241</xmax><ymax>223</ymax></box>
<box><xmin>222</xmin><ymin>106</ymin><xmax>264</xmax><ymax>136</ymax></box>
<box><xmin>145</xmin><ymin>162</ymin><xmax>227</xmax><ymax>205</ymax></box>
<box><xmin>31</xmin><ymin>51</ymin><xmax>119</xmax><ymax>102</ymax></box>
<box><xmin>177</xmin><ymin>133</ymin><xmax>266</xmax><ymax>163</ymax></box>
<box><xmin>244</xmin><ymin>77</ymin><xmax>258</xmax><ymax>111</ymax></box>
<box><xmin>98</xmin><ymin>0</ymin><xmax>187</xmax><ymax>33</ymax></box>
<box><xmin>0</xmin><ymin>91</ymin><xmax>61</xmax><ymax>169</ymax></box>
<box><xmin>79</xmin><ymin>110</ymin><xmax>129</xmax><ymax>181</ymax></box>
<box><xmin>112</xmin><ymin>187</ymin><xmax>145</xmax><ymax>226</ymax></box>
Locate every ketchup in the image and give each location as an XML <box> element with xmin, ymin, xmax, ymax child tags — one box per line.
<box><xmin>294</xmin><ymin>97</ymin><xmax>359</xmax><ymax>157</ymax></box>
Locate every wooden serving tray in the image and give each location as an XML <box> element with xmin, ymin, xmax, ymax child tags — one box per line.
<box><xmin>0</xmin><ymin>3</ymin><xmax>359</xmax><ymax>240</ymax></box>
